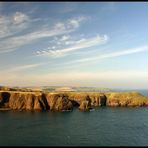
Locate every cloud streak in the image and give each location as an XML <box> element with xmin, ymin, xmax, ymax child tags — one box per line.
<box><xmin>0</xmin><ymin>15</ymin><xmax>87</xmax><ymax>53</ymax></box>
<box><xmin>36</xmin><ymin>34</ymin><xmax>109</xmax><ymax>57</ymax></box>
<box><xmin>0</xmin><ymin>12</ymin><xmax>30</xmax><ymax>39</ymax></box>
<box><xmin>71</xmin><ymin>45</ymin><xmax>148</xmax><ymax>64</ymax></box>
<box><xmin>0</xmin><ymin>63</ymin><xmax>43</xmax><ymax>74</ymax></box>
<box><xmin>10</xmin><ymin>63</ymin><xmax>43</xmax><ymax>72</ymax></box>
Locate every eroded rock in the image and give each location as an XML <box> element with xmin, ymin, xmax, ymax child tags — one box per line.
<box><xmin>46</xmin><ymin>93</ymin><xmax>73</xmax><ymax>111</ymax></box>
<box><xmin>0</xmin><ymin>91</ymin><xmax>148</xmax><ymax>111</ymax></box>
<box><xmin>79</xmin><ymin>95</ymin><xmax>92</xmax><ymax>111</ymax></box>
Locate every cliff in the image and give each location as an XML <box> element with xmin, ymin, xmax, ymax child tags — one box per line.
<box><xmin>0</xmin><ymin>91</ymin><xmax>148</xmax><ymax>111</ymax></box>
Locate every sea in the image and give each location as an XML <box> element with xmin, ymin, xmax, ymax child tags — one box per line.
<box><xmin>0</xmin><ymin>89</ymin><xmax>148</xmax><ymax>146</ymax></box>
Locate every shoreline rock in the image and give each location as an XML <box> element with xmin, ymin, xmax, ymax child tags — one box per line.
<box><xmin>0</xmin><ymin>91</ymin><xmax>148</xmax><ymax>112</ymax></box>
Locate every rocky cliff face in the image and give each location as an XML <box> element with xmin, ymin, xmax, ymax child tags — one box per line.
<box><xmin>79</xmin><ymin>95</ymin><xmax>92</xmax><ymax>111</ymax></box>
<box><xmin>0</xmin><ymin>91</ymin><xmax>73</xmax><ymax>111</ymax></box>
<box><xmin>8</xmin><ymin>93</ymin><xmax>48</xmax><ymax>110</ymax></box>
<box><xmin>45</xmin><ymin>93</ymin><xmax>73</xmax><ymax>111</ymax></box>
<box><xmin>0</xmin><ymin>91</ymin><xmax>148</xmax><ymax>111</ymax></box>
<box><xmin>106</xmin><ymin>92</ymin><xmax>148</xmax><ymax>107</ymax></box>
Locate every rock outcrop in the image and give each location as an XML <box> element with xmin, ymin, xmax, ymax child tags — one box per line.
<box><xmin>46</xmin><ymin>93</ymin><xmax>73</xmax><ymax>111</ymax></box>
<box><xmin>0</xmin><ymin>91</ymin><xmax>148</xmax><ymax>112</ymax></box>
<box><xmin>106</xmin><ymin>92</ymin><xmax>148</xmax><ymax>107</ymax></box>
<box><xmin>8</xmin><ymin>93</ymin><xmax>45</xmax><ymax>110</ymax></box>
<box><xmin>79</xmin><ymin>95</ymin><xmax>92</xmax><ymax>111</ymax></box>
<box><xmin>0</xmin><ymin>92</ymin><xmax>49</xmax><ymax>111</ymax></box>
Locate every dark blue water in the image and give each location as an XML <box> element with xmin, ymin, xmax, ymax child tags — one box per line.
<box><xmin>0</xmin><ymin>90</ymin><xmax>148</xmax><ymax>146</ymax></box>
<box><xmin>0</xmin><ymin>108</ymin><xmax>148</xmax><ymax>146</ymax></box>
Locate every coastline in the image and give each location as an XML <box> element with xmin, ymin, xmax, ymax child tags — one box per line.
<box><xmin>0</xmin><ymin>90</ymin><xmax>148</xmax><ymax>112</ymax></box>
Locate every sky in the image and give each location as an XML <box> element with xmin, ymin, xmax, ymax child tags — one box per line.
<box><xmin>0</xmin><ymin>2</ymin><xmax>148</xmax><ymax>89</ymax></box>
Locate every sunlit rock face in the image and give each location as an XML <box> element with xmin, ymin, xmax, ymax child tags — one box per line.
<box><xmin>0</xmin><ymin>91</ymin><xmax>148</xmax><ymax>111</ymax></box>
<box><xmin>106</xmin><ymin>92</ymin><xmax>148</xmax><ymax>107</ymax></box>
<box><xmin>45</xmin><ymin>93</ymin><xmax>73</xmax><ymax>111</ymax></box>
<box><xmin>79</xmin><ymin>95</ymin><xmax>92</xmax><ymax>111</ymax></box>
<box><xmin>0</xmin><ymin>91</ymin><xmax>73</xmax><ymax>111</ymax></box>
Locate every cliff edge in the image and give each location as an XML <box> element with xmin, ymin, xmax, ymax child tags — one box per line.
<box><xmin>0</xmin><ymin>91</ymin><xmax>148</xmax><ymax>111</ymax></box>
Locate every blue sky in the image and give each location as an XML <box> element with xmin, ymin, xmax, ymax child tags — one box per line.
<box><xmin>0</xmin><ymin>2</ymin><xmax>148</xmax><ymax>89</ymax></box>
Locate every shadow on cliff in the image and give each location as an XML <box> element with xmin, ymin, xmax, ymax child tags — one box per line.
<box><xmin>40</xmin><ymin>93</ymin><xmax>50</xmax><ymax>110</ymax></box>
<box><xmin>0</xmin><ymin>92</ymin><xmax>10</xmax><ymax>107</ymax></box>
<box><xmin>70</xmin><ymin>100</ymin><xmax>80</xmax><ymax>107</ymax></box>
<box><xmin>100</xmin><ymin>95</ymin><xmax>107</xmax><ymax>106</ymax></box>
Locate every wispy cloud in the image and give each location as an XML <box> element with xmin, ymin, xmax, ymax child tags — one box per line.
<box><xmin>36</xmin><ymin>34</ymin><xmax>109</xmax><ymax>57</ymax></box>
<box><xmin>11</xmin><ymin>63</ymin><xmax>43</xmax><ymax>72</ymax></box>
<box><xmin>13</xmin><ymin>12</ymin><xmax>29</xmax><ymax>25</ymax></box>
<box><xmin>0</xmin><ymin>12</ymin><xmax>30</xmax><ymax>39</ymax></box>
<box><xmin>69</xmin><ymin>45</ymin><xmax>148</xmax><ymax>64</ymax></box>
<box><xmin>0</xmin><ymin>16</ymin><xmax>87</xmax><ymax>53</ymax></box>
<box><xmin>4</xmin><ymin>63</ymin><xmax>43</xmax><ymax>73</ymax></box>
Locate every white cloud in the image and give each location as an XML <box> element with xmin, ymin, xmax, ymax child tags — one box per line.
<box><xmin>12</xmin><ymin>12</ymin><xmax>29</xmax><ymax>25</ymax></box>
<box><xmin>65</xmin><ymin>40</ymin><xmax>75</xmax><ymax>45</ymax></box>
<box><xmin>0</xmin><ymin>12</ymin><xmax>30</xmax><ymax>39</ymax></box>
<box><xmin>0</xmin><ymin>63</ymin><xmax>43</xmax><ymax>74</ymax></box>
<box><xmin>71</xmin><ymin>45</ymin><xmax>148</xmax><ymax>64</ymax></box>
<box><xmin>10</xmin><ymin>63</ymin><xmax>43</xmax><ymax>72</ymax></box>
<box><xmin>0</xmin><ymin>16</ymin><xmax>87</xmax><ymax>53</ymax></box>
<box><xmin>0</xmin><ymin>33</ymin><xmax>35</xmax><ymax>53</ymax></box>
<box><xmin>67</xmin><ymin>16</ymin><xmax>85</xmax><ymax>28</ymax></box>
<box><xmin>60</xmin><ymin>35</ymin><xmax>70</xmax><ymax>41</ymax></box>
<box><xmin>37</xmin><ymin>34</ymin><xmax>109</xmax><ymax>57</ymax></box>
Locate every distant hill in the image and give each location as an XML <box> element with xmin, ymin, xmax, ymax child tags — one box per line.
<box><xmin>0</xmin><ymin>85</ymin><xmax>112</xmax><ymax>92</ymax></box>
<box><xmin>42</xmin><ymin>86</ymin><xmax>111</xmax><ymax>92</ymax></box>
<box><xmin>0</xmin><ymin>86</ymin><xmax>42</xmax><ymax>92</ymax></box>
<box><xmin>55</xmin><ymin>87</ymin><xmax>75</xmax><ymax>92</ymax></box>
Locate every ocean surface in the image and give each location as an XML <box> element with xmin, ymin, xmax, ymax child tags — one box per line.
<box><xmin>0</xmin><ymin>90</ymin><xmax>148</xmax><ymax>146</ymax></box>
